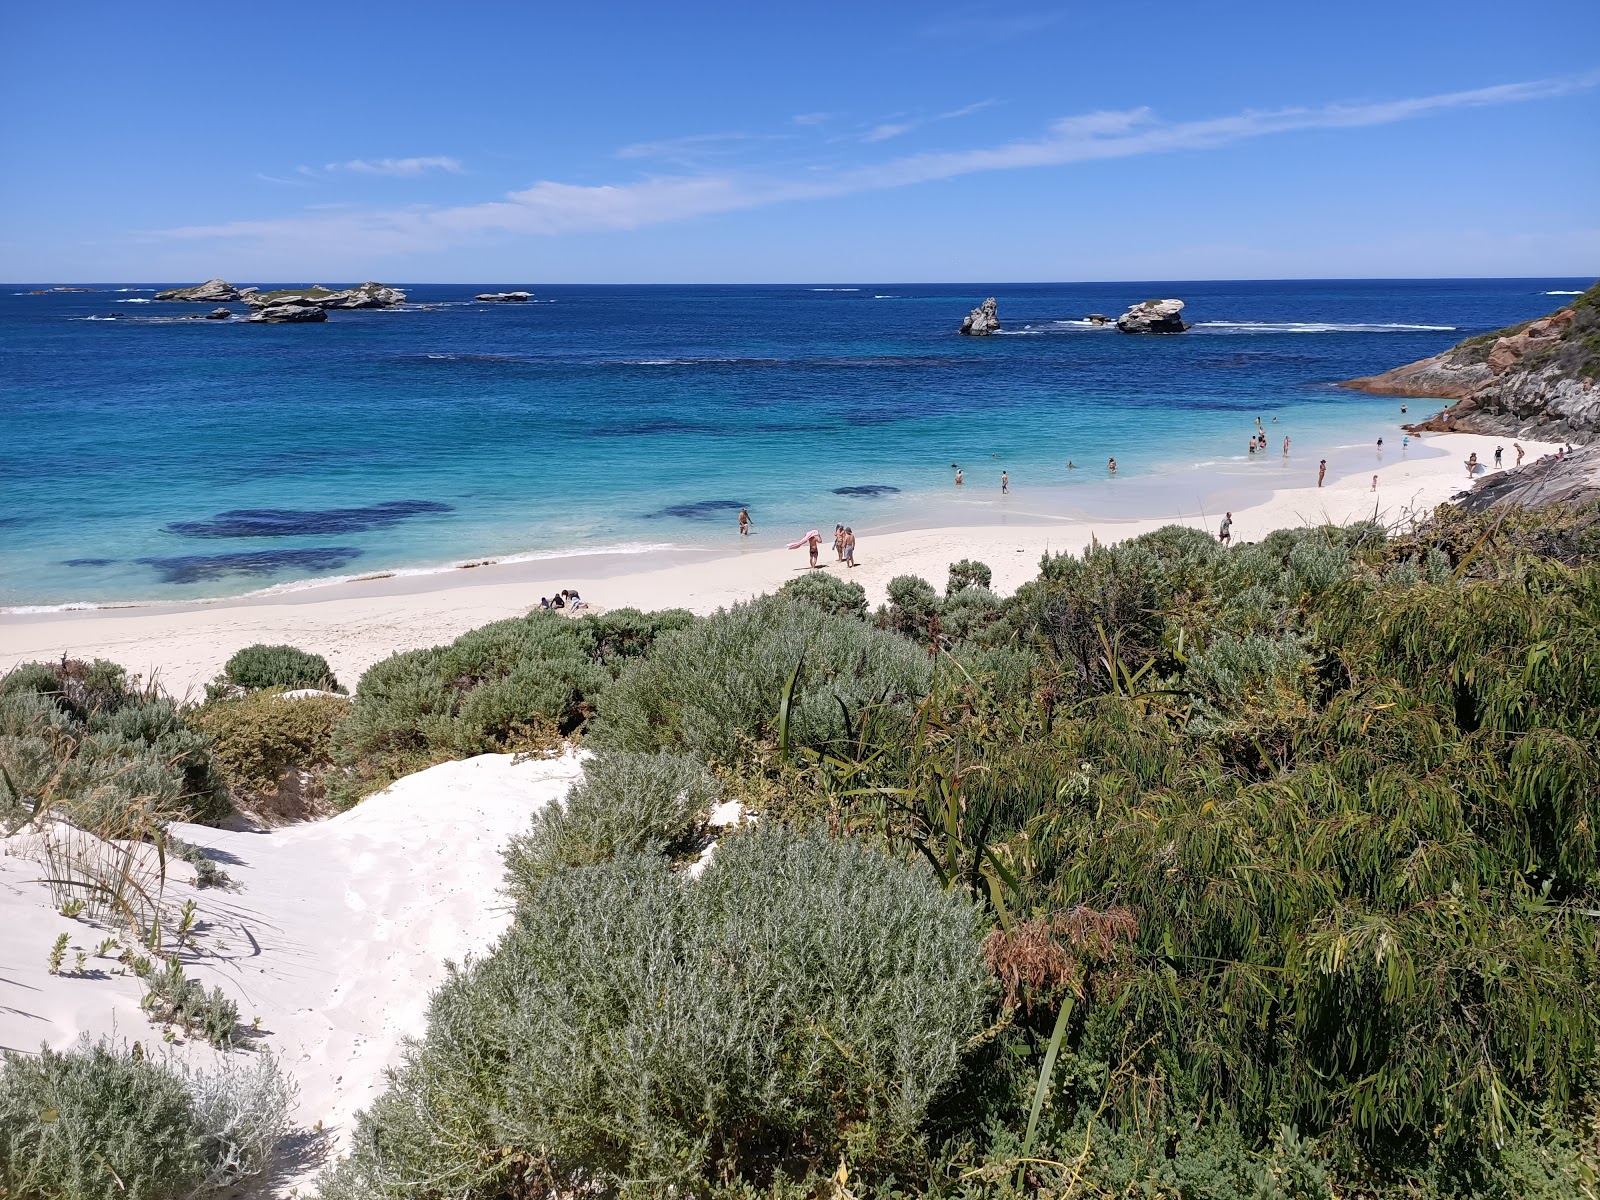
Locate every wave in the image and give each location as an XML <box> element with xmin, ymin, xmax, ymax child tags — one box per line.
<box><xmin>810</xmin><ymin>287</ymin><xmax>860</xmax><ymax>291</ymax></box>
<box><xmin>1543</xmin><ymin>290</ymin><xmax>1583</xmax><ymax>295</ymax></box>
<box><xmin>116</xmin><ymin>298</ymin><xmax>153</xmax><ymax>303</ymax></box>
<box><xmin>112</xmin><ymin>288</ymin><xmax>154</xmax><ymax>293</ymax></box>
<box><xmin>873</xmin><ymin>295</ymin><xmax>901</xmax><ymax>299</ymax></box>
<box><xmin>72</xmin><ymin>316</ymin><xmax>119</xmax><ymax>321</ymax></box>
<box><xmin>1193</xmin><ymin>321</ymin><xmax>1456</xmax><ymax>334</ymax></box>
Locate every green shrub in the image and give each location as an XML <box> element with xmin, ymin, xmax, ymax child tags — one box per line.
<box><xmin>0</xmin><ymin>1035</ymin><xmax>290</xmax><ymax>1200</ymax></box>
<box><xmin>591</xmin><ymin>594</ymin><xmax>932</xmax><ymax>763</ymax></box>
<box><xmin>189</xmin><ymin>690</ymin><xmax>347</xmax><ymax>800</ymax></box>
<box><xmin>318</xmin><ymin>824</ymin><xmax>992</xmax><ymax>1197</ymax></box>
<box><xmin>882</xmin><ymin>573</ymin><xmax>941</xmax><ymax>639</ymax></box>
<box><xmin>946</xmin><ymin>558</ymin><xmax>993</xmax><ymax>594</ymax></box>
<box><xmin>140</xmin><ymin>959</ymin><xmax>239</xmax><ymax>1048</ymax></box>
<box><xmin>777</xmin><ymin>570</ymin><xmax>868</xmax><ymax>618</ymax></box>
<box><xmin>504</xmin><ymin>750</ymin><xmax>721</xmax><ymax>899</ymax></box>
<box><xmin>219</xmin><ymin>643</ymin><xmax>340</xmax><ymax>693</ymax></box>
<box><xmin>328</xmin><ymin>610</ymin><xmax>677</xmax><ymax>806</ymax></box>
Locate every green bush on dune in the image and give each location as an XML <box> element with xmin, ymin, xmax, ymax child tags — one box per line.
<box><xmin>317</xmin><ymin>823</ymin><xmax>992</xmax><ymax>1199</ymax></box>
<box><xmin>504</xmin><ymin>749</ymin><xmax>722</xmax><ymax>897</ymax></box>
<box><xmin>328</xmin><ymin>607</ymin><xmax>692</xmax><ymax>805</ymax></box>
<box><xmin>590</xmin><ymin>594</ymin><xmax>932</xmax><ymax>763</ymax></box>
<box><xmin>0</xmin><ymin>658</ymin><xmax>230</xmax><ymax>830</ymax></box>
<box><xmin>189</xmin><ymin>689</ymin><xmax>347</xmax><ymax>807</ymax></box>
<box><xmin>216</xmin><ymin>643</ymin><xmax>342</xmax><ymax>695</ymax></box>
<box><xmin>0</xmin><ymin>1036</ymin><xmax>291</xmax><ymax>1200</ymax></box>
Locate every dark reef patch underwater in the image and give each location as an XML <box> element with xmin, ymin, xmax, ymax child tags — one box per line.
<box><xmin>166</xmin><ymin>500</ymin><xmax>452</xmax><ymax>539</ymax></box>
<box><xmin>831</xmin><ymin>484</ymin><xmax>902</xmax><ymax>496</ymax></box>
<box><xmin>645</xmin><ymin>500</ymin><xmax>750</xmax><ymax>521</ymax></box>
<box><xmin>136</xmin><ymin>547</ymin><xmax>363</xmax><ymax>583</ymax></box>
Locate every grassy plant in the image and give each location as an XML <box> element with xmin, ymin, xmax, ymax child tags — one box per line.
<box><xmin>58</xmin><ymin>898</ymin><xmax>85</xmax><ymax>918</ymax></box>
<box><xmin>139</xmin><ymin>959</ymin><xmax>239</xmax><ymax>1048</ymax></box>
<box><xmin>46</xmin><ymin>932</ymin><xmax>68</xmax><ymax>975</ymax></box>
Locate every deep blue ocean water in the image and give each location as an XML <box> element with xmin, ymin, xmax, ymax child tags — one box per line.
<box><xmin>1</xmin><ymin>278</ymin><xmax>1589</xmax><ymax>607</ymax></box>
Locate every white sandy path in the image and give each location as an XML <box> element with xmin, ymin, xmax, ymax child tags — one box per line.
<box><xmin>0</xmin><ymin>751</ymin><xmax>585</xmax><ymax>1187</ymax></box>
<box><xmin>0</xmin><ymin>432</ymin><xmax>1562</xmax><ymax>698</ymax></box>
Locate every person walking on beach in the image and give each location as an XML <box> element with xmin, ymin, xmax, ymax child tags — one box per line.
<box><xmin>1376</xmin><ymin>437</ymin><xmax>1384</xmax><ymax>454</ymax></box>
<box><xmin>1318</xmin><ymin>459</ymin><xmax>1327</xmax><ymax>487</ymax></box>
<box><xmin>738</xmin><ymin>508</ymin><xmax>751</xmax><ymax>536</ymax></box>
<box><xmin>1372</xmin><ymin>475</ymin><xmax>1378</xmax><ymax>491</ymax></box>
<box><xmin>832</xmin><ymin>524</ymin><xmax>845</xmax><ymax>562</ymax></box>
<box><xmin>843</xmin><ymin>527</ymin><xmax>857</xmax><ymax>567</ymax></box>
<box><xmin>1001</xmin><ymin>471</ymin><xmax>1009</xmax><ymax>494</ymax></box>
<box><xmin>807</xmin><ymin>531</ymin><xmax>821</xmax><ymax>568</ymax></box>
<box><xmin>1495</xmin><ymin>445</ymin><xmax>1503</xmax><ymax>468</ymax></box>
<box><xmin>1218</xmin><ymin>512</ymin><xmax>1232</xmax><ymax>545</ymax></box>
<box><xmin>1403</xmin><ymin>435</ymin><xmax>1410</xmax><ymax>452</ymax></box>
<box><xmin>1466</xmin><ymin>452</ymin><xmax>1478</xmax><ymax>478</ymax></box>
<box><xmin>1515</xmin><ymin>442</ymin><xmax>1525</xmax><ymax>466</ymax></box>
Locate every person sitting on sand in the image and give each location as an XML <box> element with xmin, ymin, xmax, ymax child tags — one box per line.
<box><xmin>843</xmin><ymin>526</ymin><xmax>857</xmax><ymax>568</ymax></box>
<box><xmin>564</xmin><ymin>588</ymin><xmax>589</xmax><ymax>610</ymax></box>
<box><xmin>738</xmin><ymin>508</ymin><xmax>751</xmax><ymax>536</ymax></box>
<box><xmin>539</xmin><ymin>596</ymin><xmax>552</xmax><ymax>609</ymax></box>
<box><xmin>550</xmin><ymin>592</ymin><xmax>565</xmax><ymax>609</ymax></box>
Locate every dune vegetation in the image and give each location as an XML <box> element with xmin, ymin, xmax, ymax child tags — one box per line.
<box><xmin>4</xmin><ymin>497</ymin><xmax>1600</xmax><ymax>1198</ymax></box>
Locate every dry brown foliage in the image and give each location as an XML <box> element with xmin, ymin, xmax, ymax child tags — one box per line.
<box><xmin>983</xmin><ymin>905</ymin><xmax>1137</xmax><ymax>1011</ymax></box>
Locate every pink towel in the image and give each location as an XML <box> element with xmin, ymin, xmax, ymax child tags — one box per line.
<box><xmin>786</xmin><ymin>529</ymin><xmax>821</xmax><ymax>550</ymax></box>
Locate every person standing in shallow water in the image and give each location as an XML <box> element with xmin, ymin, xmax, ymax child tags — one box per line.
<box><xmin>1108</xmin><ymin>457</ymin><xmax>1117</xmax><ymax>475</ymax></box>
<box><xmin>1001</xmin><ymin>471</ymin><xmax>1009</xmax><ymax>494</ymax></box>
<box><xmin>954</xmin><ymin>467</ymin><xmax>963</xmax><ymax>486</ymax></box>
<box><xmin>738</xmin><ymin>508</ymin><xmax>750</xmax><ymax>536</ymax></box>
<box><xmin>1318</xmin><ymin>459</ymin><xmax>1327</xmax><ymax>487</ymax></box>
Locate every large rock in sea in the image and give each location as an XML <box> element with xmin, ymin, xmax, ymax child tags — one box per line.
<box><xmin>1116</xmin><ymin>298</ymin><xmax>1189</xmax><ymax>334</ymax></box>
<box><xmin>476</xmin><ymin>291</ymin><xmax>532</xmax><ymax>302</ymax></box>
<box><xmin>1343</xmin><ymin>281</ymin><xmax>1600</xmax><ymax>441</ymax></box>
<box><xmin>204</xmin><ymin>307</ymin><xmax>232</xmax><ymax>320</ymax></box>
<box><xmin>959</xmin><ymin>297</ymin><xmax>1000</xmax><ymax>336</ymax></box>
<box><xmin>245</xmin><ymin>282</ymin><xmax>406</xmax><ymax>310</ymax></box>
<box><xmin>247</xmin><ymin>299</ymin><xmax>328</xmax><ymax>324</ymax></box>
<box><xmin>155</xmin><ymin>278</ymin><xmax>242</xmax><ymax>303</ymax></box>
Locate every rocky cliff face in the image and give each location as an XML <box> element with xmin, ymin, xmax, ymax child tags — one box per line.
<box><xmin>959</xmin><ymin>297</ymin><xmax>1000</xmax><ymax>336</ymax></box>
<box><xmin>1455</xmin><ymin>445</ymin><xmax>1600</xmax><ymax>513</ymax></box>
<box><xmin>1343</xmin><ymin>283</ymin><xmax>1600</xmax><ymax>442</ymax></box>
<box><xmin>1116</xmin><ymin>298</ymin><xmax>1188</xmax><ymax>334</ymax></box>
<box><xmin>246</xmin><ymin>282</ymin><xmax>406</xmax><ymax>310</ymax></box>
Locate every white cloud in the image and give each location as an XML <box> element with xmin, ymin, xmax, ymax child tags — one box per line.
<box><xmin>615</xmin><ymin>133</ymin><xmax>766</xmax><ymax>160</ymax></box>
<box><xmin>161</xmin><ymin>72</ymin><xmax>1599</xmax><ymax>258</ymax></box>
<box><xmin>861</xmin><ymin>122</ymin><xmax>914</xmax><ymax>143</ymax></box>
<box><xmin>327</xmin><ymin>156</ymin><xmax>462</xmax><ymax>176</ymax></box>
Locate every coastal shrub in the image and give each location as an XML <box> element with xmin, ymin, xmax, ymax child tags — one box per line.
<box><xmin>327</xmin><ymin>610</ymin><xmax>679</xmax><ymax>806</ymax></box>
<box><xmin>0</xmin><ymin>661</ymin><xmax>229</xmax><ymax>829</ymax></box>
<box><xmin>217</xmin><ymin>643</ymin><xmax>340</xmax><ymax>694</ymax></box>
<box><xmin>189</xmin><ymin>690</ymin><xmax>347</xmax><ymax>812</ymax></box>
<box><xmin>317</xmin><ymin>824</ymin><xmax>992</xmax><ymax>1197</ymax></box>
<box><xmin>0</xmin><ymin>1035</ymin><xmax>290</xmax><ymax>1200</ymax></box>
<box><xmin>938</xmin><ymin>585</ymin><xmax>1005</xmax><ymax>644</ymax></box>
<box><xmin>590</xmin><ymin>594</ymin><xmax>933</xmax><ymax>763</ymax></box>
<box><xmin>777</xmin><ymin>570</ymin><xmax>868</xmax><ymax>618</ymax></box>
<box><xmin>139</xmin><ymin>958</ymin><xmax>240</xmax><ymax>1048</ymax></box>
<box><xmin>881</xmin><ymin>573</ymin><xmax>942</xmax><ymax>639</ymax></box>
<box><xmin>946</xmin><ymin>558</ymin><xmax>993</xmax><ymax>594</ymax></box>
<box><xmin>503</xmin><ymin>750</ymin><xmax>721</xmax><ymax>897</ymax></box>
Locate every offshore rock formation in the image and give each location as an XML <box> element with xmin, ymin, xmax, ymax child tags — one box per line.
<box><xmin>1116</xmin><ymin>298</ymin><xmax>1189</xmax><ymax>334</ymax></box>
<box><xmin>1344</xmin><ymin>282</ymin><xmax>1599</xmax><ymax>442</ymax></box>
<box><xmin>155</xmin><ymin>278</ymin><xmax>242</xmax><ymax>302</ymax></box>
<box><xmin>959</xmin><ymin>297</ymin><xmax>1000</xmax><ymax>336</ymax></box>
<box><xmin>247</xmin><ymin>299</ymin><xmax>328</xmax><ymax>324</ymax></box>
<box><xmin>246</xmin><ymin>282</ymin><xmax>406</xmax><ymax>310</ymax></box>
<box><xmin>204</xmin><ymin>307</ymin><xmax>233</xmax><ymax>320</ymax></box>
<box><xmin>476</xmin><ymin>291</ymin><xmax>532</xmax><ymax>302</ymax></box>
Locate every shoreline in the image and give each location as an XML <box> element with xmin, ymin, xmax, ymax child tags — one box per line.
<box><xmin>0</xmin><ymin>432</ymin><xmax>1561</xmax><ymax>697</ymax></box>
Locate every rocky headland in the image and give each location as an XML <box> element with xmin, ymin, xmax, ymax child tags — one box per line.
<box><xmin>959</xmin><ymin>297</ymin><xmax>1000</xmax><ymax>336</ymax></box>
<box><xmin>1342</xmin><ymin>282</ymin><xmax>1599</xmax><ymax>441</ymax></box>
<box><xmin>1116</xmin><ymin>298</ymin><xmax>1189</xmax><ymax>334</ymax></box>
<box><xmin>1455</xmin><ymin>444</ymin><xmax>1599</xmax><ymax>514</ymax></box>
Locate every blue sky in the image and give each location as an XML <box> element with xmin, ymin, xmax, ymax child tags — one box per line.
<box><xmin>2</xmin><ymin>1</ymin><xmax>1596</xmax><ymax>283</ymax></box>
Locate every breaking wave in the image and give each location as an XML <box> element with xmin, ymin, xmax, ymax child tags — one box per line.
<box><xmin>1193</xmin><ymin>321</ymin><xmax>1457</xmax><ymax>334</ymax></box>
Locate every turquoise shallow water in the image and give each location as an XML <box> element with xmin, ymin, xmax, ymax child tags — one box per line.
<box><xmin>0</xmin><ymin>278</ymin><xmax>1587</xmax><ymax>607</ymax></box>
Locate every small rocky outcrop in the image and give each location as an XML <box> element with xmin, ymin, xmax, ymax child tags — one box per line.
<box><xmin>1116</xmin><ymin>298</ymin><xmax>1189</xmax><ymax>334</ymax></box>
<box><xmin>1087</xmin><ymin>313</ymin><xmax>1110</xmax><ymax>325</ymax></box>
<box><xmin>156</xmin><ymin>278</ymin><xmax>242</xmax><ymax>303</ymax></box>
<box><xmin>959</xmin><ymin>297</ymin><xmax>1000</xmax><ymax>336</ymax></box>
<box><xmin>476</xmin><ymin>291</ymin><xmax>532</xmax><ymax>302</ymax></box>
<box><xmin>204</xmin><ymin>307</ymin><xmax>232</xmax><ymax>320</ymax></box>
<box><xmin>1344</xmin><ymin>283</ymin><xmax>1600</xmax><ymax>441</ymax></box>
<box><xmin>247</xmin><ymin>299</ymin><xmax>328</xmax><ymax>323</ymax></box>
<box><xmin>1455</xmin><ymin>446</ymin><xmax>1599</xmax><ymax>514</ymax></box>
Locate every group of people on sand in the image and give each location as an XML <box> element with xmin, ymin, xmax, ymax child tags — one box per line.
<box><xmin>793</xmin><ymin>525</ymin><xmax>858</xmax><ymax>569</ymax></box>
<box><xmin>538</xmin><ymin>588</ymin><xmax>588</xmax><ymax>611</ymax></box>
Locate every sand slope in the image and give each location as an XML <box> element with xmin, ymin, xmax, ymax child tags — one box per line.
<box><xmin>0</xmin><ymin>751</ymin><xmax>584</xmax><ymax>1189</ymax></box>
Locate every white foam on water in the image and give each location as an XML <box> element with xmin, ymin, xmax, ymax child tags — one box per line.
<box><xmin>1194</xmin><ymin>320</ymin><xmax>1456</xmax><ymax>334</ymax></box>
<box><xmin>1543</xmin><ymin>290</ymin><xmax>1583</xmax><ymax>295</ymax></box>
<box><xmin>810</xmin><ymin>287</ymin><xmax>860</xmax><ymax>291</ymax></box>
<box><xmin>116</xmin><ymin>298</ymin><xmax>153</xmax><ymax>303</ymax></box>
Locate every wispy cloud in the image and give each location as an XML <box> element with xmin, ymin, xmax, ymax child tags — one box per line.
<box><xmin>255</xmin><ymin>172</ymin><xmax>312</xmax><ymax>186</ymax></box>
<box><xmin>615</xmin><ymin>132</ymin><xmax>770</xmax><ymax>161</ymax></box>
<box><xmin>852</xmin><ymin>97</ymin><xmax>998</xmax><ymax>142</ymax></box>
<box><xmin>327</xmin><ymin>156</ymin><xmax>462</xmax><ymax>176</ymax></box>
<box><xmin>792</xmin><ymin>111</ymin><xmax>838</xmax><ymax>127</ymax></box>
<box><xmin>162</xmin><ymin>72</ymin><xmax>1599</xmax><ymax>259</ymax></box>
<box><xmin>861</xmin><ymin>122</ymin><xmax>915</xmax><ymax>143</ymax></box>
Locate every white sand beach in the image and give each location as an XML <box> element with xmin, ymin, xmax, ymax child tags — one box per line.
<box><xmin>0</xmin><ymin>432</ymin><xmax>1560</xmax><ymax>698</ymax></box>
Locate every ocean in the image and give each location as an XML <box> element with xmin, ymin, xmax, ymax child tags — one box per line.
<box><xmin>0</xmin><ymin>278</ymin><xmax>1588</xmax><ymax>608</ymax></box>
